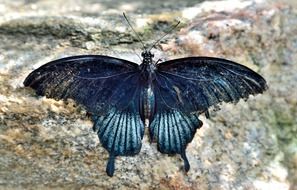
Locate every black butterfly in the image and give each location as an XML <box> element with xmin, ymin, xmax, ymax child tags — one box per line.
<box><xmin>24</xmin><ymin>50</ymin><xmax>267</xmax><ymax>176</ymax></box>
<box><xmin>23</xmin><ymin>16</ymin><xmax>267</xmax><ymax>176</ymax></box>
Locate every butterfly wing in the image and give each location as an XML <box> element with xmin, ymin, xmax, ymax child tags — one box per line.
<box><xmin>149</xmin><ymin>57</ymin><xmax>267</xmax><ymax>171</ymax></box>
<box><xmin>92</xmin><ymin>87</ymin><xmax>144</xmax><ymax>177</ymax></box>
<box><xmin>154</xmin><ymin>57</ymin><xmax>268</xmax><ymax>114</ymax></box>
<box><xmin>24</xmin><ymin>55</ymin><xmax>145</xmax><ymax>176</ymax></box>
<box><xmin>24</xmin><ymin>55</ymin><xmax>140</xmax><ymax>114</ymax></box>
<box><xmin>149</xmin><ymin>90</ymin><xmax>203</xmax><ymax>171</ymax></box>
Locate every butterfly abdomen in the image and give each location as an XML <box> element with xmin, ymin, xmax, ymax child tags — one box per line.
<box><xmin>138</xmin><ymin>60</ymin><xmax>156</xmax><ymax>123</ymax></box>
<box><xmin>144</xmin><ymin>86</ymin><xmax>155</xmax><ymax>122</ymax></box>
<box><xmin>140</xmin><ymin>86</ymin><xmax>155</xmax><ymax>124</ymax></box>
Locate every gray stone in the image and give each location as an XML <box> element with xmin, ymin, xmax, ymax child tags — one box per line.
<box><xmin>0</xmin><ymin>0</ymin><xmax>296</xmax><ymax>189</ymax></box>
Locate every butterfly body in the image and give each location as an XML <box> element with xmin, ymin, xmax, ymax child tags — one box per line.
<box><xmin>138</xmin><ymin>51</ymin><xmax>156</xmax><ymax>123</ymax></box>
<box><xmin>24</xmin><ymin>50</ymin><xmax>267</xmax><ymax>177</ymax></box>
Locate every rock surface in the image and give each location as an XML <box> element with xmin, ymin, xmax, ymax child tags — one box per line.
<box><xmin>0</xmin><ymin>0</ymin><xmax>296</xmax><ymax>189</ymax></box>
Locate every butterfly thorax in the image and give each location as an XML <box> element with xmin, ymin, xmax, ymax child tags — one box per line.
<box><xmin>139</xmin><ymin>50</ymin><xmax>156</xmax><ymax>83</ymax></box>
<box><xmin>141</xmin><ymin>50</ymin><xmax>154</xmax><ymax>64</ymax></box>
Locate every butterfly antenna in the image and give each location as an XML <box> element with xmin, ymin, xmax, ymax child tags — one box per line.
<box><xmin>123</xmin><ymin>12</ymin><xmax>146</xmax><ymax>50</ymax></box>
<box><xmin>149</xmin><ymin>20</ymin><xmax>180</xmax><ymax>51</ymax></box>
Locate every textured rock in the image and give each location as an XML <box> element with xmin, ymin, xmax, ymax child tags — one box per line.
<box><xmin>0</xmin><ymin>0</ymin><xmax>296</xmax><ymax>189</ymax></box>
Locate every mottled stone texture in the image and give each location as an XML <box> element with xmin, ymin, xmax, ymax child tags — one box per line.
<box><xmin>0</xmin><ymin>0</ymin><xmax>296</xmax><ymax>189</ymax></box>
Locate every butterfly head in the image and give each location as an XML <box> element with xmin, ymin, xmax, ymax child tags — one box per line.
<box><xmin>141</xmin><ymin>50</ymin><xmax>154</xmax><ymax>65</ymax></box>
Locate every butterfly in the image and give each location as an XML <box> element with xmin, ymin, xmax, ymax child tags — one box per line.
<box><xmin>23</xmin><ymin>15</ymin><xmax>268</xmax><ymax>177</ymax></box>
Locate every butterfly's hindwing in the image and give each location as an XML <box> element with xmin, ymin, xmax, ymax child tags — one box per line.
<box><xmin>92</xmin><ymin>106</ymin><xmax>144</xmax><ymax>157</ymax></box>
<box><xmin>92</xmin><ymin>83</ymin><xmax>145</xmax><ymax>177</ymax></box>
<box><xmin>150</xmin><ymin>109</ymin><xmax>202</xmax><ymax>153</ymax></box>
<box><xmin>149</xmin><ymin>86</ymin><xmax>203</xmax><ymax>171</ymax></box>
<box><xmin>156</xmin><ymin>57</ymin><xmax>268</xmax><ymax>113</ymax></box>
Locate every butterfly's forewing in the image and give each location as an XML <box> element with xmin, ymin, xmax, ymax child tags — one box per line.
<box><xmin>24</xmin><ymin>55</ymin><xmax>140</xmax><ymax>114</ymax></box>
<box><xmin>149</xmin><ymin>57</ymin><xmax>267</xmax><ymax>171</ymax></box>
<box><xmin>24</xmin><ymin>55</ymin><xmax>145</xmax><ymax>176</ymax></box>
<box><xmin>154</xmin><ymin>57</ymin><xmax>268</xmax><ymax>114</ymax></box>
